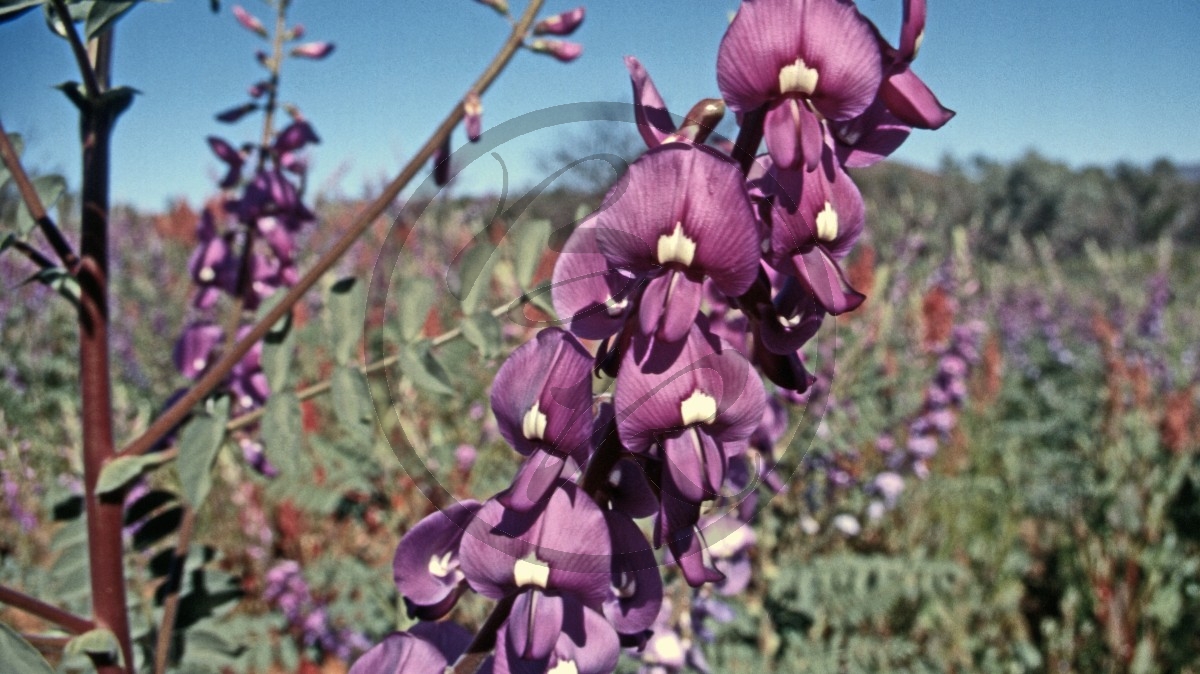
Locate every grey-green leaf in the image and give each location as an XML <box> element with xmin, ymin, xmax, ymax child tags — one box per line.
<box><xmin>461</xmin><ymin>311</ymin><xmax>502</xmax><ymax>358</ymax></box>
<box><xmin>84</xmin><ymin>0</ymin><xmax>137</xmax><ymax>40</ymax></box>
<box><xmin>96</xmin><ymin>451</ymin><xmax>174</xmax><ymax>496</ymax></box>
<box><xmin>260</xmin><ymin>392</ymin><xmax>301</xmax><ymax>476</ymax></box>
<box><xmin>397</xmin><ymin>277</ymin><xmax>435</xmax><ymax>342</ymax></box>
<box><xmin>65</xmin><ymin>628</ymin><xmax>122</xmax><ymax>665</ymax></box>
<box><xmin>327</xmin><ymin>277</ymin><xmax>365</xmax><ymax>366</ymax></box>
<box><xmin>511</xmin><ymin>218</ymin><xmax>551</xmax><ymax>290</ymax></box>
<box><xmin>331</xmin><ymin>365</ymin><xmax>374</xmax><ymax>442</ymax></box>
<box><xmin>456</xmin><ymin>242</ymin><xmax>498</xmax><ymax>314</ymax></box>
<box><xmin>15</xmin><ymin>174</ymin><xmax>66</xmax><ymax>237</ymax></box>
<box><xmin>0</xmin><ymin>621</ymin><xmax>55</xmax><ymax>674</ymax></box>
<box><xmin>396</xmin><ymin>343</ymin><xmax>454</xmax><ymax>396</ymax></box>
<box><xmin>176</xmin><ymin>396</ymin><xmax>231</xmax><ymax>507</ymax></box>
<box><xmin>258</xmin><ymin>297</ymin><xmax>295</xmax><ymax>392</ymax></box>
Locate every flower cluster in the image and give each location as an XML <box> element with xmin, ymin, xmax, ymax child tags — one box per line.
<box><xmin>263</xmin><ymin>560</ymin><xmax>373</xmax><ymax>661</ymax></box>
<box><xmin>359</xmin><ymin>1</ymin><xmax>950</xmax><ymax>672</ymax></box>
<box><xmin>174</xmin><ymin>4</ymin><xmax>331</xmax><ymax>416</ymax></box>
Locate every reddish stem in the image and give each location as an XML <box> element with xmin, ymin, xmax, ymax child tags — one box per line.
<box><xmin>0</xmin><ymin>584</ymin><xmax>94</xmax><ymax>634</ymax></box>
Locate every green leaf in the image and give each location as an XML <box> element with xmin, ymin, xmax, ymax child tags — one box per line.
<box><xmin>96</xmin><ymin>451</ymin><xmax>174</xmax><ymax>496</ymax></box>
<box><xmin>525</xmin><ymin>281</ymin><xmax>557</xmax><ymax>320</ymax></box>
<box><xmin>331</xmin><ymin>365</ymin><xmax>374</xmax><ymax>442</ymax></box>
<box><xmin>456</xmin><ymin>242</ymin><xmax>498</xmax><ymax>314</ymax></box>
<box><xmin>397</xmin><ymin>277</ymin><xmax>435</xmax><ymax>342</ymax></box>
<box><xmin>0</xmin><ymin>1</ymin><xmax>44</xmax><ymax>26</ymax></box>
<box><xmin>15</xmin><ymin>174</ymin><xmax>66</xmax><ymax>237</ymax></box>
<box><xmin>0</xmin><ymin>621</ymin><xmax>55</xmax><ymax>674</ymax></box>
<box><xmin>396</xmin><ymin>343</ymin><xmax>454</xmax><ymax>396</ymax></box>
<box><xmin>326</xmin><ymin>277</ymin><xmax>365</xmax><ymax>366</ymax></box>
<box><xmin>461</xmin><ymin>311</ymin><xmax>502</xmax><ymax>358</ymax></box>
<box><xmin>23</xmin><ymin>266</ymin><xmax>81</xmax><ymax>305</ymax></box>
<box><xmin>176</xmin><ymin>396</ymin><xmax>231</xmax><ymax>507</ymax></box>
<box><xmin>65</xmin><ymin>628</ymin><xmax>122</xmax><ymax>666</ymax></box>
<box><xmin>0</xmin><ymin>132</ymin><xmax>23</xmax><ymax>187</ymax></box>
<box><xmin>98</xmin><ymin>85</ymin><xmax>138</xmax><ymax>120</ymax></box>
<box><xmin>84</xmin><ymin>0</ymin><xmax>137</xmax><ymax>40</ymax></box>
<box><xmin>511</xmin><ymin>218</ymin><xmax>551</xmax><ymax>289</ymax></box>
<box><xmin>54</xmin><ymin>81</ymin><xmax>89</xmax><ymax>112</ymax></box>
<box><xmin>260</xmin><ymin>392</ymin><xmax>301</xmax><ymax>476</ymax></box>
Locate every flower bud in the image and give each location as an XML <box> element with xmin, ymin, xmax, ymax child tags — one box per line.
<box><xmin>288</xmin><ymin>23</ymin><xmax>305</xmax><ymax>40</ymax></box>
<box><xmin>232</xmin><ymin>5</ymin><xmax>268</xmax><ymax>37</ymax></box>
<box><xmin>215</xmin><ymin>102</ymin><xmax>258</xmax><ymax>123</ymax></box>
<box><xmin>248</xmin><ymin>80</ymin><xmax>269</xmax><ymax>98</ymax></box>
<box><xmin>533</xmin><ymin>6</ymin><xmax>584</xmax><ymax>36</ymax></box>
<box><xmin>463</xmin><ymin>92</ymin><xmax>483</xmax><ymax>142</ymax></box>
<box><xmin>474</xmin><ymin>0</ymin><xmax>508</xmax><ymax>15</ymax></box>
<box><xmin>672</xmin><ymin>98</ymin><xmax>725</xmax><ymax>145</ymax></box>
<box><xmin>528</xmin><ymin>38</ymin><xmax>582</xmax><ymax>63</ymax></box>
<box><xmin>290</xmin><ymin>42</ymin><xmax>335</xmax><ymax>60</ymax></box>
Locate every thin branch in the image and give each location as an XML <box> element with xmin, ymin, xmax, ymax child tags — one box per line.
<box><xmin>226</xmin><ymin>294</ymin><xmax>527</xmax><ymax>432</ymax></box>
<box><xmin>0</xmin><ymin>118</ymin><xmax>79</xmax><ymax>268</ymax></box>
<box><xmin>114</xmin><ymin>0</ymin><xmax>546</xmax><ymax>461</ymax></box>
<box><xmin>7</xmin><ymin>238</ymin><xmax>56</xmax><ymax>271</ymax></box>
<box><xmin>0</xmin><ymin>584</ymin><xmax>94</xmax><ymax>634</ymax></box>
<box><xmin>449</xmin><ymin>594</ymin><xmax>515</xmax><ymax>674</ymax></box>
<box><xmin>49</xmin><ymin>0</ymin><xmax>102</xmax><ymax>99</ymax></box>
<box><xmin>22</xmin><ymin>634</ymin><xmax>74</xmax><ymax>652</ymax></box>
<box><xmin>152</xmin><ymin>508</ymin><xmax>196</xmax><ymax>674</ymax></box>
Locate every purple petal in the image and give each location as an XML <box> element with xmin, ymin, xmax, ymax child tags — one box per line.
<box><xmin>625</xmin><ymin>55</ymin><xmax>675</xmax><ymax>148</ymax></box>
<box><xmin>603</xmin><ymin>510</ymin><xmax>663</xmax><ymax>636</ymax></box>
<box><xmin>534</xmin><ymin>7</ymin><xmax>585</xmax><ymax>36</ymax></box>
<box><xmin>637</xmin><ymin>271</ymin><xmax>703</xmax><ymax>343</ymax></box>
<box><xmin>393</xmin><ymin>500</ymin><xmax>481</xmax><ymax>620</ymax></box>
<box><xmin>832</xmin><ymin>98</ymin><xmax>912</xmax><ymax>168</ymax></box>
<box><xmin>551</xmin><ymin>214</ymin><xmax>640</xmax><ymax>340</ymax></box>
<box><xmin>768</xmin><ymin>154</ymin><xmax>865</xmax><ymax>262</ymax></box>
<box><xmin>508</xmin><ymin>589</ymin><xmax>563</xmax><ymax>661</ymax></box>
<box><xmin>274</xmin><ymin>120</ymin><xmax>320</xmax><ymax>154</ymax></box>
<box><xmin>500</xmin><ymin>449</ymin><xmax>576</xmax><ymax>513</ymax></box>
<box><xmin>752</xmin><ymin>332</ymin><xmax>817</xmax><ymax>393</ymax></box>
<box><xmin>764</xmin><ymin>97</ymin><xmax>823</xmax><ymax>172</ymax></box>
<box><xmin>667</xmin><ymin>527</ymin><xmax>724</xmax><ymax>588</ymax></box>
<box><xmin>555</xmin><ymin>601</ymin><xmax>621</xmax><ymax>674</ymax></box>
<box><xmin>899</xmin><ymin>0</ymin><xmax>926</xmax><ymax>63</ymax></box>
<box><xmin>616</xmin><ymin>322</ymin><xmax>765</xmax><ymax>456</ymax></box>
<box><xmin>491</xmin><ymin>328</ymin><xmax>595</xmax><ymax>461</ymax></box>
<box><xmin>606</xmin><ymin>458</ymin><xmax>658</xmax><ymax>518</ymax></box>
<box><xmin>789</xmin><ymin>247</ymin><xmax>865</xmax><ymax>315</ymax></box>
<box><xmin>348</xmin><ymin>631</ymin><xmax>447</xmax><ymax>674</ymax></box>
<box><xmin>408</xmin><ymin>621</ymin><xmax>474</xmax><ymax>664</ymax></box>
<box><xmin>758</xmin><ymin>275</ymin><xmax>825</xmax><ymax>355</ymax></box>
<box><xmin>593</xmin><ymin>144</ymin><xmax>760</xmax><ymax>297</ymax></box>
<box><xmin>661</xmin><ymin>430</ymin><xmax>725</xmax><ymax>503</ymax></box>
<box><xmin>881</xmin><ymin>66</ymin><xmax>955</xmax><ymax>130</ymax></box>
<box><xmin>173</xmin><ymin>323</ymin><xmax>223</xmax><ymax>379</ymax></box>
<box><xmin>464</xmin><ymin>92</ymin><xmax>484</xmax><ymax>142</ymax></box>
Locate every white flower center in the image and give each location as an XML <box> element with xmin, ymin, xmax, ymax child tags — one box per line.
<box><xmin>522</xmin><ymin>402</ymin><xmax>548</xmax><ymax>441</ymax></box>
<box><xmin>427</xmin><ymin>551</ymin><xmax>455</xmax><ymax>578</ymax></box>
<box><xmin>656</xmin><ymin>222</ymin><xmax>697</xmax><ymax>267</ymax></box>
<box><xmin>816</xmin><ymin>201</ymin><xmax>839</xmax><ymax>241</ymax></box>
<box><xmin>647</xmin><ymin>633</ymin><xmax>685</xmax><ymax>664</ymax></box>
<box><xmin>680</xmin><ymin>389</ymin><xmax>717</xmax><ymax>426</ymax></box>
<box><xmin>614</xmin><ymin>571</ymin><xmax>637</xmax><ymax>599</ymax></box>
<box><xmin>914</xmin><ymin>29</ymin><xmax>925</xmax><ymax>57</ymax></box>
<box><xmin>547</xmin><ymin>661</ymin><xmax>578</xmax><ymax>674</ymax></box>
<box><xmin>778</xmin><ymin>57</ymin><xmax>819</xmax><ymax>96</ymax></box>
<box><xmin>778</xmin><ymin>313</ymin><xmax>801</xmax><ymax>328</ymax></box>
<box><xmin>513</xmin><ymin>556</ymin><xmax>550</xmax><ymax>588</ymax></box>
<box><xmin>198</xmin><ymin>267</ymin><xmax>215</xmax><ymax>282</ymax></box>
<box><xmin>191</xmin><ymin>357</ymin><xmax>207</xmax><ymax>373</ymax></box>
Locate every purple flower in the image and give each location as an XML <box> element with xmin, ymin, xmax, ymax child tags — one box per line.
<box><xmin>215</xmin><ymin>102</ymin><xmax>259</xmax><ymax>124</ymax></box>
<box><xmin>290</xmin><ymin>41</ymin><xmax>335</xmax><ymax>60</ymax></box>
<box><xmin>207</xmin><ymin>136</ymin><xmax>244</xmax><ymax>189</ymax></box>
<box><xmin>491</xmin><ymin>329</ymin><xmax>595</xmax><ymax>510</ymax></box>
<box><xmin>616</xmin><ymin>322</ymin><xmax>765</xmax><ymax>508</ymax></box>
<box><xmin>625</xmin><ymin>57</ymin><xmax>725</xmax><ymax>149</ymax></box>
<box><xmin>173</xmin><ymin>322</ymin><xmax>223</xmax><ymax>379</ymax></box>
<box><xmin>529</xmin><ymin>39</ymin><xmax>583</xmax><ymax>63</ymax></box>
<box><xmin>875</xmin><ymin>0</ymin><xmax>954</xmax><ymax>130</ymax></box>
<box><xmin>232</xmin><ymin>5</ymin><xmax>268</xmax><ymax>37</ymax></box>
<box><xmin>700</xmin><ymin>512</ymin><xmax>756</xmax><ymax>595</ymax></box>
<box><xmin>274</xmin><ymin>120</ymin><xmax>320</xmax><ymax>154</ymax></box>
<box><xmin>760</xmin><ymin>155</ymin><xmax>866</xmax><ymax>315</ymax></box>
<box><xmin>560</xmin><ymin>144</ymin><xmax>760</xmax><ymax>343</ymax></box>
<box><xmin>603</xmin><ymin>510</ymin><xmax>663</xmax><ymax>638</ymax></box>
<box><xmin>393</xmin><ymin>500</ymin><xmax>482</xmax><ymax>620</ymax></box>
<box><xmin>534</xmin><ymin>7</ymin><xmax>585</xmax><ymax>36</ymax></box>
<box><xmin>717</xmin><ymin>0</ymin><xmax>882</xmax><ymax>171</ymax></box>
<box><xmin>459</xmin><ymin>485</ymin><xmax>619</xmax><ymax>672</ymax></box>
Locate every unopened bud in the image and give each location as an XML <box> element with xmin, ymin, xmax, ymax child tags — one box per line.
<box><xmin>433</xmin><ymin>137</ymin><xmax>452</xmax><ymax>187</ymax></box>
<box><xmin>533</xmin><ymin>7</ymin><xmax>585</xmax><ymax>36</ymax></box>
<box><xmin>215</xmin><ymin>102</ymin><xmax>259</xmax><ymax>123</ymax></box>
<box><xmin>673</xmin><ymin>98</ymin><xmax>725</xmax><ymax>145</ymax></box>
<box><xmin>248</xmin><ymin>80</ymin><xmax>269</xmax><ymax>98</ymax></box>
<box><xmin>463</xmin><ymin>92</ymin><xmax>483</xmax><ymax>142</ymax></box>
<box><xmin>290</xmin><ymin>41</ymin><xmax>335</xmax><ymax>60</ymax></box>
<box><xmin>232</xmin><ymin>5</ymin><xmax>268</xmax><ymax>37</ymax></box>
<box><xmin>528</xmin><ymin>39</ymin><xmax>582</xmax><ymax>63</ymax></box>
<box><xmin>475</xmin><ymin>0</ymin><xmax>509</xmax><ymax>15</ymax></box>
<box><xmin>288</xmin><ymin>23</ymin><xmax>306</xmax><ymax>40</ymax></box>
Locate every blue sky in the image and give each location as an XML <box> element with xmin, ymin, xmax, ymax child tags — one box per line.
<box><xmin>1</xmin><ymin>0</ymin><xmax>1198</xmax><ymax>211</ymax></box>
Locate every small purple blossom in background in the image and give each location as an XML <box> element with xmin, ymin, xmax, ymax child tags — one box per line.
<box><xmin>290</xmin><ymin>41</ymin><xmax>335</xmax><ymax>60</ymax></box>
